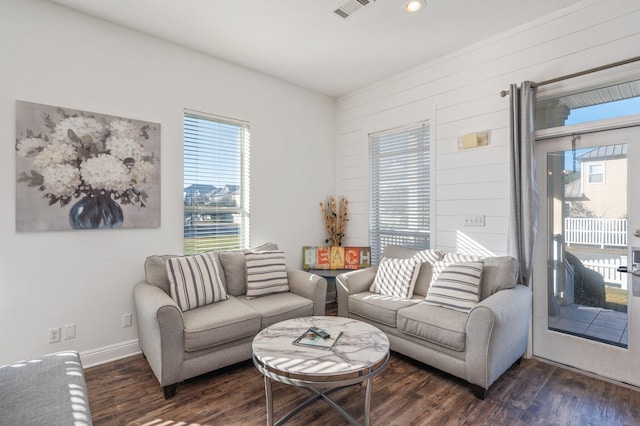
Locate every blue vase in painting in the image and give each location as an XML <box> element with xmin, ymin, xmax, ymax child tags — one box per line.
<box><xmin>69</xmin><ymin>191</ymin><xmax>123</xmax><ymax>229</ymax></box>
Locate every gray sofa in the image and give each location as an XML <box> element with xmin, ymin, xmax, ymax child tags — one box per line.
<box><xmin>133</xmin><ymin>244</ymin><xmax>327</xmax><ymax>398</ymax></box>
<box><xmin>336</xmin><ymin>245</ymin><xmax>531</xmax><ymax>399</ymax></box>
<box><xmin>0</xmin><ymin>351</ymin><xmax>93</xmax><ymax>425</ymax></box>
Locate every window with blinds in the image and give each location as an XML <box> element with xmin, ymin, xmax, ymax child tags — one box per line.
<box><xmin>369</xmin><ymin>122</ymin><xmax>430</xmax><ymax>263</ymax></box>
<box><xmin>183</xmin><ymin>111</ymin><xmax>250</xmax><ymax>254</ymax></box>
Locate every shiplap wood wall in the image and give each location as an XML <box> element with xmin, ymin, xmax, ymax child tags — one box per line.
<box><xmin>335</xmin><ymin>0</ymin><xmax>640</xmax><ymax>256</ymax></box>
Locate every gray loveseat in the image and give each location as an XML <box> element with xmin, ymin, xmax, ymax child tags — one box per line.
<box><xmin>133</xmin><ymin>244</ymin><xmax>327</xmax><ymax>398</ymax></box>
<box><xmin>336</xmin><ymin>245</ymin><xmax>531</xmax><ymax>399</ymax></box>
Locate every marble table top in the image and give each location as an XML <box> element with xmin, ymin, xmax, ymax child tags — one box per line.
<box><xmin>252</xmin><ymin>316</ymin><xmax>389</xmax><ymax>381</ymax></box>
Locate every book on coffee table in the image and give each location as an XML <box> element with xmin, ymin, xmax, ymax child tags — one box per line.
<box><xmin>293</xmin><ymin>328</ymin><xmax>342</xmax><ymax>350</ymax></box>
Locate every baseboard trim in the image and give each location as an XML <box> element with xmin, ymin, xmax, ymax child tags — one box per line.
<box><xmin>80</xmin><ymin>339</ymin><xmax>141</xmax><ymax>368</ymax></box>
<box><xmin>533</xmin><ymin>356</ymin><xmax>640</xmax><ymax>392</ymax></box>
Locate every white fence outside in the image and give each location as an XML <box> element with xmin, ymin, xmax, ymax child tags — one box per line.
<box><xmin>582</xmin><ymin>258</ymin><xmax>627</xmax><ymax>290</ymax></box>
<box><xmin>565</xmin><ymin>218</ymin><xmax>627</xmax><ymax>248</ymax></box>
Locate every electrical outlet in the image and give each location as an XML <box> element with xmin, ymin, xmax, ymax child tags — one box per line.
<box><xmin>64</xmin><ymin>323</ymin><xmax>76</xmax><ymax>340</ymax></box>
<box><xmin>122</xmin><ymin>313</ymin><xmax>132</xmax><ymax>328</ymax></box>
<box><xmin>48</xmin><ymin>327</ymin><xmax>61</xmax><ymax>343</ymax></box>
<box><xmin>464</xmin><ymin>215</ymin><xmax>485</xmax><ymax>227</ymax></box>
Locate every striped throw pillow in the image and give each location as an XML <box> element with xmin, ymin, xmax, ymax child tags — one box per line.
<box><xmin>245</xmin><ymin>250</ymin><xmax>289</xmax><ymax>299</ymax></box>
<box><xmin>432</xmin><ymin>253</ymin><xmax>482</xmax><ymax>282</ymax></box>
<box><xmin>425</xmin><ymin>262</ymin><xmax>484</xmax><ymax>313</ymax></box>
<box><xmin>370</xmin><ymin>257</ymin><xmax>421</xmax><ymax>299</ymax></box>
<box><xmin>166</xmin><ymin>251</ymin><xmax>228</xmax><ymax>311</ymax></box>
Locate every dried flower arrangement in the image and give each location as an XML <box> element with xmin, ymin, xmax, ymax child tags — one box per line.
<box><xmin>319</xmin><ymin>196</ymin><xmax>348</xmax><ymax>246</ymax></box>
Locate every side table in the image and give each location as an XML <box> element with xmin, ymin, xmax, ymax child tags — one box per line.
<box><xmin>307</xmin><ymin>269</ymin><xmax>353</xmax><ymax>303</ymax></box>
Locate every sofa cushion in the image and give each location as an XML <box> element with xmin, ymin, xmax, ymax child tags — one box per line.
<box><xmin>426</xmin><ymin>262</ymin><xmax>483</xmax><ymax>313</ymax></box>
<box><xmin>397</xmin><ymin>302</ymin><xmax>468</xmax><ymax>351</ymax></box>
<box><xmin>479</xmin><ymin>256</ymin><xmax>518</xmax><ymax>300</ymax></box>
<box><xmin>253</xmin><ymin>242</ymin><xmax>280</xmax><ymax>251</ymax></box>
<box><xmin>166</xmin><ymin>251</ymin><xmax>228</xmax><ymax>311</ymax></box>
<box><xmin>145</xmin><ymin>255</ymin><xmax>174</xmax><ymax>294</ymax></box>
<box><xmin>412</xmin><ymin>250</ymin><xmax>443</xmax><ymax>297</ymax></box>
<box><xmin>413</xmin><ymin>262</ymin><xmax>434</xmax><ymax>298</ymax></box>
<box><xmin>380</xmin><ymin>246</ymin><xmax>444</xmax><ymax>298</ymax></box>
<box><xmin>245</xmin><ymin>250</ymin><xmax>289</xmax><ymax>299</ymax></box>
<box><xmin>348</xmin><ymin>291</ymin><xmax>421</xmax><ymax>327</ymax></box>
<box><xmin>370</xmin><ymin>256</ymin><xmax>421</xmax><ymax>298</ymax></box>
<box><xmin>239</xmin><ymin>292</ymin><xmax>313</xmax><ymax>328</ymax></box>
<box><xmin>219</xmin><ymin>242</ymin><xmax>280</xmax><ymax>297</ymax></box>
<box><xmin>219</xmin><ymin>250</ymin><xmax>246</xmax><ymax>296</ymax></box>
<box><xmin>182</xmin><ymin>296</ymin><xmax>260</xmax><ymax>352</ymax></box>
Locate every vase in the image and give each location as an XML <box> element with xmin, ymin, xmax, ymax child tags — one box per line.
<box><xmin>69</xmin><ymin>191</ymin><xmax>123</xmax><ymax>229</ymax></box>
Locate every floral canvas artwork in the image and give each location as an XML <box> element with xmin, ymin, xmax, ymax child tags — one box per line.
<box><xmin>15</xmin><ymin>101</ymin><xmax>161</xmax><ymax>231</ymax></box>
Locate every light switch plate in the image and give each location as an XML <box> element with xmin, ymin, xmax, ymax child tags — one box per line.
<box><xmin>464</xmin><ymin>215</ymin><xmax>485</xmax><ymax>227</ymax></box>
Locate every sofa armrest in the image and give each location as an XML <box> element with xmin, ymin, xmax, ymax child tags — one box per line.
<box><xmin>465</xmin><ymin>284</ymin><xmax>532</xmax><ymax>390</ymax></box>
<box><xmin>133</xmin><ymin>281</ymin><xmax>185</xmax><ymax>387</ymax></box>
<box><xmin>336</xmin><ymin>267</ymin><xmax>377</xmax><ymax>317</ymax></box>
<box><xmin>286</xmin><ymin>269</ymin><xmax>327</xmax><ymax>316</ymax></box>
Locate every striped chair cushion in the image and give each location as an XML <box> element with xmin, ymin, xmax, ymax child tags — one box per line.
<box><xmin>370</xmin><ymin>256</ymin><xmax>421</xmax><ymax>299</ymax></box>
<box><xmin>245</xmin><ymin>250</ymin><xmax>289</xmax><ymax>299</ymax></box>
<box><xmin>425</xmin><ymin>262</ymin><xmax>484</xmax><ymax>313</ymax></box>
<box><xmin>166</xmin><ymin>251</ymin><xmax>228</xmax><ymax>311</ymax></box>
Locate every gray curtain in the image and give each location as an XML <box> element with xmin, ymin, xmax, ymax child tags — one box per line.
<box><xmin>508</xmin><ymin>81</ymin><xmax>539</xmax><ymax>286</ymax></box>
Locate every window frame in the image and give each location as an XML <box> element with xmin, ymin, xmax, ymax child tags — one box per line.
<box><xmin>587</xmin><ymin>162</ymin><xmax>605</xmax><ymax>184</ymax></box>
<box><xmin>183</xmin><ymin>110</ymin><xmax>250</xmax><ymax>254</ymax></box>
<box><xmin>368</xmin><ymin>121</ymin><xmax>431</xmax><ymax>264</ymax></box>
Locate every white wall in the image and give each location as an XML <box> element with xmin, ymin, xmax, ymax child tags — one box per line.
<box><xmin>0</xmin><ymin>0</ymin><xmax>335</xmax><ymax>366</ymax></box>
<box><xmin>336</xmin><ymin>0</ymin><xmax>640</xmax><ymax>256</ymax></box>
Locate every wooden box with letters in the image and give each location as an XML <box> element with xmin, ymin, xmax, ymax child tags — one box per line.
<box><xmin>303</xmin><ymin>246</ymin><xmax>371</xmax><ymax>270</ymax></box>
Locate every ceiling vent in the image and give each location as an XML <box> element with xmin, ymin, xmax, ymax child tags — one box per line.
<box><xmin>334</xmin><ymin>0</ymin><xmax>375</xmax><ymax>19</ymax></box>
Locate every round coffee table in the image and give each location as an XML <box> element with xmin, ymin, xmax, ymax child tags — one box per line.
<box><xmin>252</xmin><ymin>316</ymin><xmax>389</xmax><ymax>426</ymax></box>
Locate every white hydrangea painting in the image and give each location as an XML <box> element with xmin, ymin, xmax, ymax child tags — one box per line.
<box><xmin>15</xmin><ymin>101</ymin><xmax>161</xmax><ymax>231</ymax></box>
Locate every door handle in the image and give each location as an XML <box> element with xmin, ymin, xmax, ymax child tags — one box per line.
<box><xmin>617</xmin><ymin>266</ymin><xmax>628</xmax><ymax>273</ymax></box>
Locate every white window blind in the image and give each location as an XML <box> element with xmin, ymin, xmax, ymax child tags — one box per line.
<box><xmin>369</xmin><ymin>122</ymin><xmax>430</xmax><ymax>264</ymax></box>
<box><xmin>183</xmin><ymin>110</ymin><xmax>250</xmax><ymax>254</ymax></box>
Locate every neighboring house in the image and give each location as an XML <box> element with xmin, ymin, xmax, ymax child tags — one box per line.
<box><xmin>565</xmin><ymin>144</ymin><xmax>628</xmax><ymax>219</ymax></box>
<box><xmin>184</xmin><ymin>184</ymin><xmax>217</xmax><ymax>206</ymax></box>
<box><xmin>184</xmin><ymin>184</ymin><xmax>240</xmax><ymax>236</ymax></box>
<box><xmin>184</xmin><ymin>184</ymin><xmax>239</xmax><ymax>208</ymax></box>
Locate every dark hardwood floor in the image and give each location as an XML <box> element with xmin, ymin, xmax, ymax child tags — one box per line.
<box><xmin>85</xmin><ymin>304</ymin><xmax>640</xmax><ymax>425</ymax></box>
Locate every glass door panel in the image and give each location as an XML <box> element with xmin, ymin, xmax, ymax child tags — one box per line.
<box><xmin>533</xmin><ymin>124</ymin><xmax>640</xmax><ymax>387</ymax></box>
<box><xmin>546</xmin><ymin>143</ymin><xmax>627</xmax><ymax>348</ymax></box>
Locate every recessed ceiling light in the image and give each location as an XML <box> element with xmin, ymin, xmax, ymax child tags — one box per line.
<box><xmin>405</xmin><ymin>0</ymin><xmax>425</xmax><ymax>13</ymax></box>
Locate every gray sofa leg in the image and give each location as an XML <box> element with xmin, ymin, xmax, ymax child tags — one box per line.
<box><xmin>470</xmin><ymin>384</ymin><xmax>488</xmax><ymax>400</ymax></box>
<box><xmin>164</xmin><ymin>384</ymin><xmax>178</xmax><ymax>399</ymax></box>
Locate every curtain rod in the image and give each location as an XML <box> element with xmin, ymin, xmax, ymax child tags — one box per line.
<box><xmin>499</xmin><ymin>55</ymin><xmax>640</xmax><ymax>97</ymax></box>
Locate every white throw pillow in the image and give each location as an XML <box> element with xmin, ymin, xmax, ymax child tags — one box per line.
<box><xmin>411</xmin><ymin>249</ymin><xmax>444</xmax><ymax>264</ymax></box>
<box><xmin>166</xmin><ymin>251</ymin><xmax>228</xmax><ymax>311</ymax></box>
<box><xmin>370</xmin><ymin>257</ymin><xmax>421</xmax><ymax>299</ymax></box>
<box><xmin>425</xmin><ymin>262</ymin><xmax>484</xmax><ymax>313</ymax></box>
<box><xmin>245</xmin><ymin>250</ymin><xmax>289</xmax><ymax>299</ymax></box>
